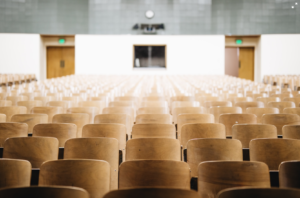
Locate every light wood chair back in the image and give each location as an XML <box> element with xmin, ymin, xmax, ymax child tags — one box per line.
<box><xmin>3</xmin><ymin>137</ymin><xmax>58</xmax><ymax>168</ymax></box>
<box><xmin>198</xmin><ymin>161</ymin><xmax>270</xmax><ymax>198</ymax></box>
<box><xmin>246</xmin><ymin>107</ymin><xmax>279</xmax><ymax>123</ymax></box>
<box><xmin>52</xmin><ymin>113</ymin><xmax>89</xmax><ymax>137</ymax></box>
<box><xmin>11</xmin><ymin>114</ymin><xmax>48</xmax><ymax>134</ymax></box>
<box><xmin>250</xmin><ymin>138</ymin><xmax>300</xmax><ymax>170</ymax></box>
<box><xmin>103</xmin><ymin>107</ymin><xmax>134</xmax><ymax>123</ymax></box>
<box><xmin>78</xmin><ymin>101</ymin><xmax>105</xmax><ymax>114</ymax></box>
<box><xmin>94</xmin><ymin>114</ymin><xmax>131</xmax><ymax>138</ymax></box>
<box><xmin>140</xmin><ymin>101</ymin><xmax>168</xmax><ymax>108</ymax></box>
<box><xmin>181</xmin><ymin>123</ymin><xmax>226</xmax><ymax>148</ymax></box>
<box><xmin>0</xmin><ymin>106</ymin><xmax>27</xmax><ymax>121</ymax></box>
<box><xmin>279</xmin><ymin>161</ymin><xmax>300</xmax><ymax>188</ymax></box>
<box><xmin>31</xmin><ymin>106</ymin><xmax>64</xmax><ymax>122</ymax></box>
<box><xmin>219</xmin><ymin>114</ymin><xmax>257</xmax><ymax>136</ymax></box>
<box><xmin>267</xmin><ymin>101</ymin><xmax>295</xmax><ymax>113</ymax></box>
<box><xmin>33</xmin><ymin>123</ymin><xmax>77</xmax><ymax>147</ymax></box>
<box><xmin>67</xmin><ymin>107</ymin><xmax>99</xmax><ymax>124</ymax></box>
<box><xmin>232</xmin><ymin>124</ymin><xmax>277</xmax><ymax>148</ymax></box>
<box><xmin>0</xmin><ymin>100</ymin><xmax>12</xmax><ymax>107</ymax></box>
<box><xmin>0</xmin><ymin>114</ymin><xmax>6</xmax><ymax>122</ymax></box>
<box><xmin>256</xmin><ymin>97</ymin><xmax>280</xmax><ymax>106</ymax></box>
<box><xmin>39</xmin><ymin>159</ymin><xmax>110</xmax><ymax>198</ymax></box>
<box><xmin>187</xmin><ymin>139</ymin><xmax>242</xmax><ymax>176</ymax></box>
<box><xmin>283</xmin><ymin>125</ymin><xmax>300</xmax><ymax>139</ymax></box>
<box><xmin>119</xmin><ymin>160</ymin><xmax>190</xmax><ymax>189</ymax></box>
<box><xmin>284</xmin><ymin>97</ymin><xmax>300</xmax><ymax>107</ymax></box>
<box><xmin>0</xmin><ymin>186</ymin><xmax>89</xmax><ymax>198</ymax></box>
<box><xmin>64</xmin><ymin>137</ymin><xmax>119</xmax><ymax>190</ymax></box>
<box><xmin>217</xmin><ymin>187</ymin><xmax>300</xmax><ymax>198</ymax></box>
<box><xmin>142</xmin><ymin>96</ymin><xmax>166</xmax><ymax>101</ymax></box>
<box><xmin>204</xmin><ymin>101</ymin><xmax>232</xmax><ymax>108</ymax></box>
<box><xmin>173</xmin><ymin>107</ymin><xmax>206</xmax><ymax>124</ymax></box>
<box><xmin>17</xmin><ymin>101</ymin><xmax>43</xmax><ymax>113</ymax></box>
<box><xmin>235</xmin><ymin>101</ymin><xmax>264</xmax><ymax>113</ymax></box>
<box><xmin>137</xmin><ymin>107</ymin><xmax>169</xmax><ymax>115</ymax></box>
<box><xmin>262</xmin><ymin>114</ymin><xmax>300</xmax><ymax>135</ymax></box>
<box><xmin>62</xmin><ymin>96</ymin><xmax>81</xmax><ymax>107</ymax></box>
<box><xmin>34</xmin><ymin>96</ymin><xmax>55</xmax><ymax>106</ymax></box>
<box><xmin>209</xmin><ymin>107</ymin><xmax>242</xmax><ymax>123</ymax></box>
<box><xmin>171</xmin><ymin>101</ymin><xmax>200</xmax><ymax>114</ymax></box>
<box><xmin>103</xmin><ymin>188</ymin><xmax>199</xmax><ymax>198</ymax></box>
<box><xmin>0</xmin><ymin>123</ymin><xmax>28</xmax><ymax>147</ymax></box>
<box><xmin>132</xmin><ymin>124</ymin><xmax>175</xmax><ymax>139</ymax></box>
<box><xmin>46</xmin><ymin>101</ymin><xmax>70</xmax><ymax>113</ymax></box>
<box><xmin>126</xmin><ymin>138</ymin><xmax>180</xmax><ymax>161</ymax></box>
<box><xmin>0</xmin><ymin>159</ymin><xmax>31</xmax><ymax>188</ymax></box>
<box><xmin>283</xmin><ymin>107</ymin><xmax>300</xmax><ymax>116</ymax></box>
<box><xmin>109</xmin><ymin>101</ymin><xmax>136</xmax><ymax>109</ymax></box>
<box><xmin>6</xmin><ymin>96</ymin><xmax>28</xmax><ymax>106</ymax></box>
<box><xmin>135</xmin><ymin>114</ymin><xmax>172</xmax><ymax>124</ymax></box>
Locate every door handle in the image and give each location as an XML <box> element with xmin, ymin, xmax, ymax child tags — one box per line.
<box><xmin>60</xmin><ymin>60</ymin><xmax>65</xmax><ymax>68</ymax></box>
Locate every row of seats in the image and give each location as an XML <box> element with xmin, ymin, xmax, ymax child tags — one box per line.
<box><xmin>0</xmin><ymin>75</ymin><xmax>300</xmax><ymax>198</ymax></box>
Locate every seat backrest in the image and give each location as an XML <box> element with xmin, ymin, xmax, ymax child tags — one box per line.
<box><xmin>198</xmin><ymin>161</ymin><xmax>270</xmax><ymax>198</ymax></box>
<box><xmin>187</xmin><ymin>139</ymin><xmax>242</xmax><ymax>177</ymax></box>
<box><xmin>64</xmin><ymin>137</ymin><xmax>119</xmax><ymax>190</ymax></box>
<box><xmin>0</xmin><ymin>123</ymin><xmax>28</xmax><ymax>147</ymax></box>
<box><xmin>203</xmin><ymin>101</ymin><xmax>232</xmax><ymax>108</ymax></box>
<box><xmin>31</xmin><ymin>107</ymin><xmax>64</xmax><ymax>123</ymax></box>
<box><xmin>119</xmin><ymin>160</ymin><xmax>190</xmax><ymax>189</ymax></box>
<box><xmin>217</xmin><ymin>187</ymin><xmax>300</xmax><ymax>198</ymax></box>
<box><xmin>173</xmin><ymin>107</ymin><xmax>206</xmax><ymax>124</ymax></box>
<box><xmin>282</xmin><ymin>125</ymin><xmax>300</xmax><ymax>139</ymax></box>
<box><xmin>283</xmin><ymin>107</ymin><xmax>300</xmax><ymax>117</ymax></box>
<box><xmin>33</xmin><ymin>123</ymin><xmax>77</xmax><ymax>147</ymax></box>
<box><xmin>209</xmin><ymin>107</ymin><xmax>242</xmax><ymax>123</ymax></box>
<box><xmin>132</xmin><ymin>124</ymin><xmax>176</xmax><ymax>139</ymax></box>
<box><xmin>0</xmin><ymin>100</ymin><xmax>12</xmax><ymax>107</ymax></box>
<box><xmin>0</xmin><ymin>159</ymin><xmax>31</xmax><ymax>188</ymax></box>
<box><xmin>0</xmin><ymin>106</ymin><xmax>27</xmax><ymax>122</ymax></box>
<box><xmin>235</xmin><ymin>102</ymin><xmax>264</xmax><ymax>113</ymax></box>
<box><xmin>3</xmin><ymin>137</ymin><xmax>58</xmax><ymax>168</ymax></box>
<box><xmin>0</xmin><ymin>186</ymin><xmax>89</xmax><ymax>198</ymax></box>
<box><xmin>246</xmin><ymin>107</ymin><xmax>279</xmax><ymax>123</ymax></box>
<box><xmin>232</xmin><ymin>124</ymin><xmax>277</xmax><ymax>148</ymax></box>
<box><xmin>67</xmin><ymin>107</ymin><xmax>99</xmax><ymax>124</ymax></box>
<box><xmin>94</xmin><ymin>114</ymin><xmax>131</xmax><ymax>138</ymax></box>
<box><xmin>256</xmin><ymin>97</ymin><xmax>280</xmax><ymax>106</ymax></box>
<box><xmin>250</xmin><ymin>138</ymin><xmax>300</xmax><ymax>170</ymax></box>
<box><xmin>17</xmin><ymin>101</ymin><xmax>43</xmax><ymax>113</ymax></box>
<box><xmin>126</xmin><ymin>138</ymin><xmax>180</xmax><ymax>161</ymax></box>
<box><xmin>262</xmin><ymin>114</ymin><xmax>300</xmax><ymax>135</ymax></box>
<box><xmin>181</xmin><ymin>123</ymin><xmax>226</xmax><ymax>148</ymax></box>
<box><xmin>52</xmin><ymin>113</ymin><xmax>89</xmax><ymax>137</ymax></box>
<box><xmin>103</xmin><ymin>107</ymin><xmax>134</xmax><ymax>123</ymax></box>
<box><xmin>279</xmin><ymin>161</ymin><xmax>300</xmax><ymax>188</ymax></box>
<box><xmin>135</xmin><ymin>114</ymin><xmax>172</xmax><ymax>124</ymax></box>
<box><xmin>34</xmin><ymin>96</ymin><xmax>55</xmax><ymax>106</ymax></box>
<box><xmin>137</xmin><ymin>107</ymin><xmax>169</xmax><ymax>115</ymax></box>
<box><xmin>103</xmin><ymin>188</ymin><xmax>199</xmax><ymax>198</ymax></box>
<box><xmin>140</xmin><ymin>101</ymin><xmax>168</xmax><ymax>108</ymax></box>
<box><xmin>219</xmin><ymin>114</ymin><xmax>257</xmax><ymax>136</ymax></box>
<box><xmin>6</xmin><ymin>96</ymin><xmax>28</xmax><ymax>106</ymax></box>
<box><xmin>171</xmin><ymin>101</ymin><xmax>200</xmax><ymax>114</ymax></box>
<box><xmin>268</xmin><ymin>101</ymin><xmax>295</xmax><ymax>113</ymax></box>
<box><xmin>46</xmin><ymin>101</ymin><xmax>70</xmax><ymax>113</ymax></box>
<box><xmin>11</xmin><ymin>114</ymin><xmax>48</xmax><ymax>134</ymax></box>
<box><xmin>78</xmin><ymin>101</ymin><xmax>105</xmax><ymax>114</ymax></box>
<box><xmin>39</xmin><ymin>159</ymin><xmax>110</xmax><ymax>198</ymax></box>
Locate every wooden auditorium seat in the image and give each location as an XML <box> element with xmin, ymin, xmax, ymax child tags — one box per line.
<box><xmin>11</xmin><ymin>114</ymin><xmax>48</xmax><ymax>134</ymax></box>
<box><xmin>132</xmin><ymin>123</ymin><xmax>176</xmax><ymax>139</ymax></box>
<box><xmin>0</xmin><ymin>106</ymin><xmax>27</xmax><ymax>122</ymax></box>
<box><xmin>31</xmin><ymin>106</ymin><xmax>64</xmax><ymax>122</ymax></box>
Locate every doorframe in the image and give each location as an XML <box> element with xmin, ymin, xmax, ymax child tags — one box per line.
<box><xmin>225</xmin><ymin>36</ymin><xmax>261</xmax><ymax>82</ymax></box>
<box><xmin>40</xmin><ymin>35</ymin><xmax>75</xmax><ymax>81</ymax></box>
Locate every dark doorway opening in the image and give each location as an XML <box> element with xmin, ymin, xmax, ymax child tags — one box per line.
<box><xmin>133</xmin><ymin>45</ymin><xmax>166</xmax><ymax>68</ymax></box>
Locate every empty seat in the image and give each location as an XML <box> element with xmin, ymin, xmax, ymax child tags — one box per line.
<box><xmin>11</xmin><ymin>114</ymin><xmax>48</xmax><ymax>134</ymax></box>
<box><xmin>0</xmin><ymin>106</ymin><xmax>27</xmax><ymax>122</ymax></box>
<box><xmin>279</xmin><ymin>161</ymin><xmax>300</xmax><ymax>188</ymax></box>
<box><xmin>181</xmin><ymin>123</ymin><xmax>226</xmax><ymax>148</ymax></box>
<box><xmin>103</xmin><ymin>107</ymin><xmax>134</xmax><ymax>121</ymax></box>
<box><xmin>46</xmin><ymin>101</ymin><xmax>70</xmax><ymax>113</ymax></box>
<box><xmin>282</xmin><ymin>125</ymin><xmax>300</xmax><ymax>139</ymax></box>
<box><xmin>140</xmin><ymin>101</ymin><xmax>168</xmax><ymax>108</ymax></box>
<box><xmin>34</xmin><ymin>96</ymin><xmax>55</xmax><ymax>106</ymax></box>
<box><xmin>6</xmin><ymin>96</ymin><xmax>28</xmax><ymax>106</ymax></box>
<box><xmin>232</xmin><ymin>124</ymin><xmax>277</xmax><ymax>148</ymax></box>
<box><xmin>17</xmin><ymin>101</ymin><xmax>43</xmax><ymax>113</ymax></box>
<box><xmin>187</xmin><ymin>139</ymin><xmax>242</xmax><ymax>177</ymax></box>
<box><xmin>250</xmin><ymin>139</ymin><xmax>300</xmax><ymax>170</ymax></box>
<box><xmin>119</xmin><ymin>160</ymin><xmax>190</xmax><ymax>189</ymax></box>
<box><xmin>217</xmin><ymin>187</ymin><xmax>300</xmax><ymax>198</ymax></box>
<box><xmin>64</xmin><ymin>137</ymin><xmax>119</xmax><ymax>189</ymax></box>
<box><xmin>268</xmin><ymin>101</ymin><xmax>295</xmax><ymax>113</ymax></box>
<box><xmin>171</xmin><ymin>101</ymin><xmax>200</xmax><ymax>114</ymax></box>
<box><xmin>3</xmin><ymin>137</ymin><xmax>59</xmax><ymax>168</ymax></box>
<box><xmin>262</xmin><ymin>114</ymin><xmax>300</xmax><ymax>135</ymax></box>
<box><xmin>283</xmin><ymin>107</ymin><xmax>300</xmax><ymax>116</ymax></box>
<box><xmin>219</xmin><ymin>114</ymin><xmax>257</xmax><ymax>137</ymax></box>
<box><xmin>79</xmin><ymin>100</ymin><xmax>105</xmax><ymax>114</ymax></box>
<box><xmin>209</xmin><ymin>107</ymin><xmax>242</xmax><ymax>123</ymax></box>
<box><xmin>52</xmin><ymin>113</ymin><xmax>89</xmax><ymax>137</ymax></box>
<box><xmin>0</xmin><ymin>100</ymin><xmax>12</xmax><ymax>107</ymax></box>
<box><xmin>203</xmin><ymin>101</ymin><xmax>232</xmax><ymax>108</ymax></box>
<box><xmin>0</xmin><ymin>114</ymin><xmax>6</xmax><ymax>122</ymax></box>
<box><xmin>103</xmin><ymin>188</ymin><xmax>199</xmax><ymax>198</ymax></box>
<box><xmin>67</xmin><ymin>107</ymin><xmax>99</xmax><ymax>124</ymax></box>
<box><xmin>39</xmin><ymin>159</ymin><xmax>110</xmax><ymax>198</ymax></box>
<box><xmin>31</xmin><ymin>107</ymin><xmax>64</xmax><ymax>122</ymax></box>
<box><xmin>284</xmin><ymin>97</ymin><xmax>300</xmax><ymax>107</ymax></box>
<box><xmin>198</xmin><ymin>161</ymin><xmax>270</xmax><ymax>198</ymax></box>
<box><xmin>126</xmin><ymin>138</ymin><xmax>180</xmax><ymax>161</ymax></box>
<box><xmin>235</xmin><ymin>101</ymin><xmax>264</xmax><ymax>113</ymax></box>
<box><xmin>33</xmin><ymin>123</ymin><xmax>77</xmax><ymax>147</ymax></box>
<box><xmin>137</xmin><ymin>107</ymin><xmax>169</xmax><ymax>115</ymax></box>
<box><xmin>0</xmin><ymin>159</ymin><xmax>31</xmax><ymax>188</ymax></box>
<box><xmin>0</xmin><ymin>186</ymin><xmax>89</xmax><ymax>198</ymax></box>
<box><xmin>256</xmin><ymin>97</ymin><xmax>280</xmax><ymax>106</ymax></box>
<box><xmin>246</xmin><ymin>107</ymin><xmax>279</xmax><ymax>123</ymax></box>
<box><xmin>135</xmin><ymin>114</ymin><xmax>172</xmax><ymax>124</ymax></box>
<box><xmin>132</xmin><ymin>124</ymin><xmax>176</xmax><ymax>139</ymax></box>
<box><xmin>0</xmin><ymin>123</ymin><xmax>28</xmax><ymax>147</ymax></box>
<box><xmin>173</xmin><ymin>107</ymin><xmax>206</xmax><ymax>124</ymax></box>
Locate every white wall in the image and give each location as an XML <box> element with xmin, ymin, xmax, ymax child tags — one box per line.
<box><xmin>261</xmin><ymin>34</ymin><xmax>300</xmax><ymax>79</ymax></box>
<box><xmin>0</xmin><ymin>33</ymin><xmax>41</xmax><ymax>79</ymax></box>
<box><xmin>75</xmin><ymin>35</ymin><xmax>225</xmax><ymax>75</ymax></box>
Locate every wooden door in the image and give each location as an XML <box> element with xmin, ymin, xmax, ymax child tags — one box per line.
<box><xmin>47</xmin><ymin>47</ymin><xmax>75</xmax><ymax>79</ymax></box>
<box><xmin>238</xmin><ymin>47</ymin><xmax>254</xmax><ymax>81</ymax></box>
